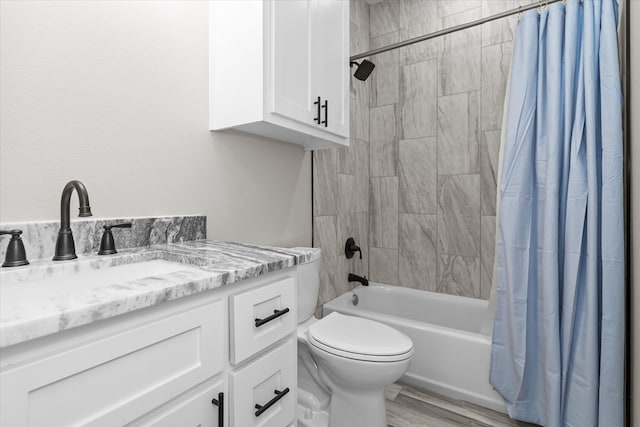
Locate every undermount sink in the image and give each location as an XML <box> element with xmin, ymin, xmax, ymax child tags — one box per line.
<box><xmin>0</xmin><ymin>259</ymin><xmax>208</xmax><ymax>302</ymax></box>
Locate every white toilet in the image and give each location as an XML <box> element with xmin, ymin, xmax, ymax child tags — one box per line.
<box><xmin>297</xmin><ymin>259</ymin><xmax>414</xmax><ymax>427</ymax></box>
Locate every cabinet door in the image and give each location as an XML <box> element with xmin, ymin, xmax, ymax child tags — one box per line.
<box><xmin>270</xmin><ymin>0</ymin><xmax>315</xmax><ymax>126</ymax></box>
<box><xmin>0</xmin><ymin>301</ymin><xmax>225</xmax><ymax>427</ymax></box>
<box><xmin>128</xmin><ymin>381</ymin><xmax>225</xmax><ymax>427</ymax></box>
<box><xmin>311</xmin><ymin>0</ymin><xmax>349</xmax><ymax>137</ymax></box>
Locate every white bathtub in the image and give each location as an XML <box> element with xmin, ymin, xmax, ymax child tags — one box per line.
<box><xmin>322</xmin><ymin>283</ymin><xmax>507</xmax><ymax>413</ymax></box>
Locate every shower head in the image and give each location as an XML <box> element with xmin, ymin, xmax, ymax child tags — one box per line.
<box><xmin>350</xmin><ymin>60</ymin><xmax>375</xmax><ymax>81</ymax></box>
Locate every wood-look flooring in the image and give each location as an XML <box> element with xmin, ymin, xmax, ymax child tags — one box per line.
<box><xmin>385</xmin><ymin>382</ymin><xmax>539</xmax><ymax>427</ymax></box>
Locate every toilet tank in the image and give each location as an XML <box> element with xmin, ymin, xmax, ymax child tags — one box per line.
<box><xmin>296</xmin><ymin>257</ymin><xmax>321</xmax><ymax>323</ymax></box>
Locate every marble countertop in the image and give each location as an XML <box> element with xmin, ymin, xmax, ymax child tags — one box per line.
<box><xmin>0</xmin><ymin>240</ymin><xmax>320</xmax><ymax>348</ymax></box>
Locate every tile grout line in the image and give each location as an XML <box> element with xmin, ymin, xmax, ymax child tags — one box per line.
<box><xmin>479</xmin><ymin>28</ymin><xmax>484</xmax><ymax>299</ymax></box>
<box><xmin>435</xmin><ymin>47</ymin><xmax>440</xmax><ymax>294</ymax></box>
<box><xmin>396</xmin><ymin>67</ymin><xmax>400</xmax><ymax>286</ymax></box>
<box><xmin>367</xmin><ymin>57</ymin><xmax>372</xmax><ymax>281</ymax></box>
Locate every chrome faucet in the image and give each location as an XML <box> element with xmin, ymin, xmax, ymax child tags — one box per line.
<box><xmin>53</xmin><ymin>180</ymin><xmax>92</xmax><ymax>261</ymax></box>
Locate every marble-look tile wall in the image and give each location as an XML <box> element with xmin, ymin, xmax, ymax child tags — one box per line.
<box><xmin>362</xmin><ymin>0</ymin><xmax>536</xmax><ymax>299</ymax></box>
<box><xmin>313</xmin><ymin>0</ymin><xmax>370</xmax><ymax>313</ymax></box>
<box><xmin>314</xmin><ymin>0</ymin><xmax>534</xmax><ymax>304</ymax></box>
<box><xmin>0</xmin><ymin>215</ymin><xmax>206</xmax><ymax>261</ymax></box>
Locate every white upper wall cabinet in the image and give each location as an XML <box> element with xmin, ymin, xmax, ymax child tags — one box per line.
<box><xmin>210</xmin><ymin>0</ymin><xmax>349</xmax><ymax>150</ymax></box>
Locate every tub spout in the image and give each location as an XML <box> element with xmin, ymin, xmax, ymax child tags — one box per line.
<box><xmin>348</xmin><ymin>273</ymin><xmax>368</xmax><ymax>286</ymax></box>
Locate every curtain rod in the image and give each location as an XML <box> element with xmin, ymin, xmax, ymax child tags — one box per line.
<box><xmin>350</xmin><ymin>0</ymin><xmax>564</xmax><ymax>61</ymax></box>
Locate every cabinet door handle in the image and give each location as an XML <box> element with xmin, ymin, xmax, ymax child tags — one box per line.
<box><xmin>254</xmin><ymin>307</ymin><xmax>290</xmax><ymax>327</ymax></box>
<box><xmin>313</xmin><ymin>96</ymin><xmax>321</xmax><ymax>124</ymax></box>
<box><xmin>321</xmin><ymin>99</ymin><xmax>328</xmax><ymax>127</ymax></box>
<box><xmin>211</xmin><ymin>392</ymin><xmax>224</xmax><ymax>426</ymax></box>
<box><xmin>254</xmin><ymin>388</ymin><xmax>290</xmax><ymax>417</ymax></box>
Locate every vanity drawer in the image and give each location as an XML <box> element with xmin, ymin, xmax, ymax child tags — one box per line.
<box><xmin>0</xmin><ymin>300</ymin><xmax>225</xmax><ymax>427</ymax></box>
<box><xmin>230</xmin><ymin>275</ymin><xmax>296</xmax><ymax>364</ymax></box>
<box><xmin>229</xmin><ymin>339</ymin><xmax>296</xmax><ymax>427</ymax></box>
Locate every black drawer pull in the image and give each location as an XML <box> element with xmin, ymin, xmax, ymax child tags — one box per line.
<box><xmin>313</xmin><ymin>96</ymin><xmax>321</xmax><ymax>124</ymax></box>
<box><xmin>255</xmin><ymin>308</ymin><xmax>290</xmax><ymax>327</ymax></box>
<box><xmin>211</xmin><ymin>392</ymin><xmax>224</xmax><ymax>426</ymax></box>
<box><xmin>321</xmin><ymin>99</ymin><xmax>328</xmax><ymax>127</ymax></box>
<box><xmin>254</xmin><ymin>388</ymin><xmax>290</xmax><ymax>417</ymax></box>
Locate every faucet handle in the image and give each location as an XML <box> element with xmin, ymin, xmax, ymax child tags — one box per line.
<box><xmin>345</xmin><ymin>237</ymin><xmax>362</xmax><ymax>260</ymax></box>
<box><xmin>104</xmin><ymin>223</ymin><xmax>132</xmax><ymax>231</ymax></box>
<box><xmin>0</xmin><ymin>229</ymin><xmax>29</xmax><ymax>267</ymax></box>
<box><xmin>98</xmin><ymin>223</ymin><xmax>132</xmax><ymax>255</ymax></box>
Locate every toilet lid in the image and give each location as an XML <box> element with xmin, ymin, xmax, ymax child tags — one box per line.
<box><xmin>308</xmin><ymin>312</ymin><xmax>413</xmax><ymax>362</ymax></box>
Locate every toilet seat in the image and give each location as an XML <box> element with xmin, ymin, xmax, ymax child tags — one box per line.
<box><xmin>308</xmin><ymin>312</ymin><xmax>414</xmax><ymax>362</ymax></box>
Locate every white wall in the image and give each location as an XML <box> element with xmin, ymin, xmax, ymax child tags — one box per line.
<box><xmin>0</xmin><ymin>0</ymin><xmax>311</xmax><ymax>248</ymax></box>
<box><xmin>631</xmin><ymin>0</ymin><xmax>639</xmax><ymax>424</ymax></box>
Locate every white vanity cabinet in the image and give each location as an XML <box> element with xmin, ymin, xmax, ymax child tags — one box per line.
<box><xmin>210</xmin><ymin>0</ymin><xmax>350</xmax><ymax>150</ymax></box>
<box><xmin>0</xmin><ymin>268</ymin><xmax>298</xmax><ymax>427</ymax></box>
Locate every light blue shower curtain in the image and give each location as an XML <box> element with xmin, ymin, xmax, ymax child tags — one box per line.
<box><xmin>489</xmin><ymin>1</ymin><xmax>624</xmax><ymax>426</ymax></box>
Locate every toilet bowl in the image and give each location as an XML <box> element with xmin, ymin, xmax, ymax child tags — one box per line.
<box><xmin>306</xmin><ymin>312</ymin><xmax>413</xmax><ymax>427</ymax></box>
<box><xmin>296</xmin><ymin>257</ymin><xmax>414</xmax><ymax>427</ymax></box>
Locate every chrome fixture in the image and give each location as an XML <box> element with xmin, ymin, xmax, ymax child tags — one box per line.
<box><xmin>351</xmin><ymin>292</ymin><xmax>359</xmax><ymax>306</ymax></box>
<box><xmin>53</xmin><ymin>180</ymin><xmax>92</xmax><ymax>261</ymax></box>
<box><xmin>0</xmin><ymin>229</ymin><xmax>29</xmax><ymax>267</ymax></box>
<box><xmin>350</xmin><ymin>0</ymin><xmax>563</xmax><ymax>62</ymax></box>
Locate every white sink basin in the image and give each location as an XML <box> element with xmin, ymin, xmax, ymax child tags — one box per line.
<box><xmin>1</xmin><ymin>260</ymin><xmax>206</xmax><ymax>301</ymax></box>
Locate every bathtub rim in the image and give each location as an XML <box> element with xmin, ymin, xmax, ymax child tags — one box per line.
<box><xmin>327</xmin><ymin>283</ymin><xmax>493</xmax><ymax>341</ymax></box>
<box><xmin>351</xmin><ymin>282</ymin><xmax>491</xmax><ymax>308</ymax></box>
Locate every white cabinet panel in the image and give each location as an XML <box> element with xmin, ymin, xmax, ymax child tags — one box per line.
<box><xmin>209</xmin><ymin>0</ymin><xmax>264</xmax><ymax>130</ymax></box>
<box><xmin>311</xmin><ymin>0</ymin><xmax>349</xmax><ymax>137</ymax></box>
<box><xmin>128</xmin><ymin>381</ymin><xmax>225</xmax><ymax>427</ymax></box>
<box><xmin>0</xmin><ymin>301</ymin><xmax>224</xmax><ymax>427</ymax></box>
<box><xmin>271</xmin><ymin>0</ymin><xmax>314</xmax><ymax>125</ymax></box>
<box><xmin>230</xmin><ymin>276</ymin><xmax>296</xmax><ymax>364</ymax></box>
<box><xmin>229</xmin><ymin>340</ymin><xmax>296</xmax><ymax>427</ymax></box>
<box><xmin>210</xmin><ymin>0</ymin><xmax>349</xmax><ymax>149</ymax></box>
